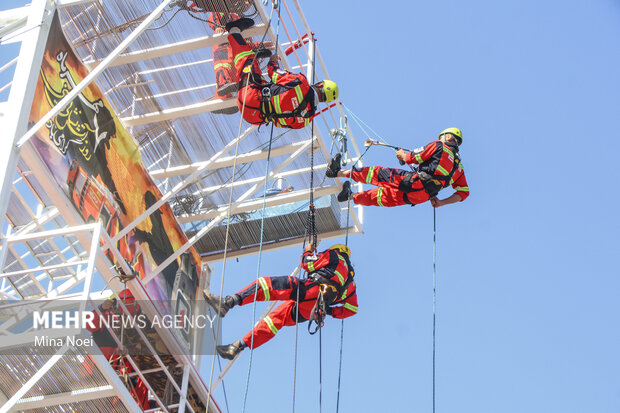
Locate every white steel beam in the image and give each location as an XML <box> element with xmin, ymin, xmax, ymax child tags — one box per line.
<box><xmin>190</xmin><ymin>162</ymin><xmax>327</xmax><ymax>196</ymax></box>
<box><xmin>13</xmin><ymin>386</ymin><xmax>116</xmax><ymax>410</ymax></box>
<box><xmin>120</xmin><ymin>96</ymin><xmax>236</xmax><ymax>126</ymax></box>
<box><xmin>177</xmin><ymin>364</ymin><xmax>191</xmax><ymax>413</ymax></box>
<box><xmin>111</xmin><ymin>126</ymin><xmax>255</xmax><ymax>244</ymax></box>
<box><xmin>292</xmin><ymin>0</ymin><xmax>361</xmax><ymax>159</ymax></box>
<box><xmin>179</xmin><ymin>185</ymin><xmax>339</xmax><ymax>224</ymax></box>
<box><xmin>150</xmin><ymin>138</ymin><xmax>315</xmax><ymax>180</ymax></box>
<box><xmin>0</xmin><ymin>6</ymin><xmax>29</xmax><ymax>31</ymax></box>
<box><xmin>0</xmin><ymin>0</ymin><xmax>55</xmax><ymax>255</ymax></box>
<box><xmin>84</xmin><ymin>24</ymin><xmax>267</xmax><ymax>69</ymax></box>
<box><xmin>55</xmin><ymin>0</ymin><xmax>97</xmax><ymax>7</ymax></box>
<box><xmin>142</xmin><ymin>137</ymin><xmax>316</xmax><ymax>285</ymax></box>
<box><xmin>0</xmin><ymin>259</ymin><xmax>88</xmax><ymax>279</ymax></box>
<box><xmin>87</xmin><ymin>353</ymin><xmax>142</xmax><ymax>413</ymax></box>
<box><xmin>15</xmin><ymin>0</ymin><xmax>175</xmax><ymax>148</ymax></box>
<box><xmin>0</xmin><ymin>345</ymin><xmax>69</xmax><ymax>413</ymax></box>
<box><xmin>202</xmin><ymin>227</ymin><xmax>360</xmax><ymax>262</ymax></box>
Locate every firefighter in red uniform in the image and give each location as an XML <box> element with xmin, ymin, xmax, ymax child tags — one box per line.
<box><xmin>86</xmin><ymin>290</ymin><xmax>149</xmax><ymax>409</ymax></box>
<box><xmin>203</xmin><ymin>244</ymin><xmax>358</xmax><ymax>359</ymax></box>
<box><xmin>326</xmin><ymin>128</ymin><xmax>470</xmax><ymax>208</ymax></box>
<box><xmin>223</xmin><ymin>17</ymin><xmax>339</xmax><ymax>129</ymax></box>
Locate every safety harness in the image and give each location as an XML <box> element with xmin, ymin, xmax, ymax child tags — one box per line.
<box><xmin>307</xmin><ymin>253</ymin><xmax>355</xmax><ymax>334</ymax></box>
<box><xmin>258</xmin><ymin>79</ymin><xmax>317</xmax><ymax>126</ymax></box>
<box><xmin>398</xmin><ymin>143</ymin><xmax>462</xmax><ymax>202</ymax></box>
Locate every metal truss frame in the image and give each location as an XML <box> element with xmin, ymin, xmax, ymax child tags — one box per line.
<box><xmin>0</xmin><ymin>0</ymin><xmax>365</xmax><ymax>410</ymax></box>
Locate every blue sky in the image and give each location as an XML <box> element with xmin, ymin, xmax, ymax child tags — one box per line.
<box><xmin>1</xmin><ymin>0</ymin><xmax>619</xmax><ymax>412</ymax></box>
<box><xmin>208</xmin><ymin>1</ymin><xmax>620</xmax><ymax>412</ymax></box>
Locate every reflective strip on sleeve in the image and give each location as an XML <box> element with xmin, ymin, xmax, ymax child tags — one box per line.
<box><xmin>272</xmin><ymin>95</ymin><xmax>288</xmax><ymax>126</ymax></box>
<box><xmin>333</xmin><ymin>270</ymin><xmax>345</xmax><ymax>285</ymax></box>
<box><xmin>443</xmin><ymin>146</ymin><xmax>454</xmax><ymax>158</ymax></box>
<box><xmin>258</xmin><ymin>277</ymin><xmax>270</xmax><ymax>301</ymax></box>
<box><xmin>366</xmin><ymin>167</ymin><xmax>375</xmax><ymax>184</ymax></box>
<box><xmin>343</xmin><ymin>303</ymin><xmax>358</xmax><ymax>313</ymax></box>
<box><xmin>414</xmin><ymin>154</ymin><xmax>424</xmax><ymax>163</ymax></box>
<box><xmin>455</xmin><ymin>186</ymin><xmax>469</xmax><ymax>192</ymax></box>
<box><xmin>273</xmin><ymin>94</ymin><xmax>282</xmax><ymax>114</ymax></box>
<box><xmin>272</xmin><ymin>73</ymin><xmax>279</xmax><ymax>82</ymax></box>
<box><xmin>294</xmin><ymin>86</ymin><xmax>304</xmax><ymax>107</ymax></box>
<box><xmin>214</xmin><ymin>62</ymin><xmax>232</xmax><ymax>70</ymax></box>
<box><xmin>264</xmin><ymin>316</ymin><xmax>279</xmax><ymax>335</ymax></box>
<box><xmin>234</xmin><ymin>50</ymin><xmax>255</xmax><ymax>66</ymax></box>
<box><xmin>436</xmin><ymin>165</ymin><xmax>450</xmax><ymax>176</ymax></box>
<box><xmin>376</xmin><ymin>187</ymin><xmax>384</xmax><ymax>207</ymax></box>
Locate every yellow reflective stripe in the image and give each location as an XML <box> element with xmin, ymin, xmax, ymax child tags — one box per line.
<box><xmin>366</xmin><ymin>167</ymin><xmax>375</xmax><ymax>184</ymax></box>
<box><xmin>307</xmin><ymin>261</ymin><xmax>315</xmax><ymax>272</ymax></box>
<box><xmin>234</xmin><ymin>50</ymin><xmax>255</xmax><ymax>66</ymax></box>
<box><xmin>294</xmin><ymin>85</ymin><xmax>304</xmax><ymax>107</ymax></box>
<box><xmin>377</xmin><ymin>187</ymin><xmax>384</xmax><ymax>207</ymax></box>
<box><xmin>334</xmin><ymin>270</ymin><xmax>345</xmax><ymax>285</ymax></box>
<box><xmin>258</xmin><ymin>277</ymin><xmax>270</xmax><ymax>301</ymax></box>
<box><xmin>214</xmin><ymin>63</ymin><xmax>232</xmax><ymax>70</ymax></box>
<box><xmin>455</xmin><ymin>186</ymin><xmax>469</xmax><ymax>192</ymax></box>
<box><xmin>264</xmin><ymin>316</ymin><xmax>279</xmax><ymax>335</ymax></box>
<box><xmin>272</xmin><ymin>73</ymin><xmax>279</xmax><ymax>82</ymax></box>
<box><xmin>414</xmin><ymin>154</ymin><xmax>424</xmax><ymax>163</ymax></box>
<box><xmin>343</xmin><ymin>303</ymin><xmax>358</xmax><ymax>313</ymax></box>
<box><xmin>443</xmin><ymin>146</ymin><xmax>454</xmax><ymax>158</ymax></box>
<box><xmin>273</xmin><ymin>94</ymin><xmax>282</xmax><ymax>113</ymax></box>
<box><xmin>436</xmin><ymin>165</ymin><xmax>449</xmax><ymax>176</ymax></box>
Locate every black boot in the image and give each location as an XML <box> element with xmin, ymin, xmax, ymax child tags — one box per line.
<box><xmin>216</xmin><ymin>81</ymin><xmax>239</xmax><ymax>96</ymax></box>
<box><xmin>217</xmin><ymin>340</ymin><xmax>247</xmax><ymax>360</ymax></box>
<box><xmin>337</xmin><ymin>181</ymin><xmax>353</xmax><ymax>202</ymax></box>
<box><xmin>203</xmin><ymin>290</ymin><xmax>236</xmax><ymax>317</ymax></box>
<box><xmin>225</xmin><ymin>17</ymin><xmax>254</xmax><ymax>33</ymax></box>
<box><xmin>254</xmin><ymin>46</ymin><xmax>272</xmax><ymax>59</ymax></box>
<box><xmin>325</xmin><ymin>153</ymin><xmax>342</xmax><ymax>178</ymax></box>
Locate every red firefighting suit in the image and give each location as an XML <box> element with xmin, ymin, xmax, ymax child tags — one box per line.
<box><xmin>208</xmin><ymin>13</ymin><xmax>264</xmax><ymax>99</ymax></box>
<box><xmin>234</xmin><ymin>249</ymin><xmax>358</xmax><ymax>348</ymax></box>
<box><xmin>350</xmin><ymin>140</ymin><xmax>470</xmax><ymax>207</ymax></box>
<box><xmin>86</xmin><ymin>289</ymin><xmax>149</xmax><ymax>409</ymax></box>
<box><xmin>208</xmin><ymin>13</ymin><xmax>237</xmax><ymax>99</ymax></box>
<box><xmin>228</xmin><ymin>32</ymin><xmax>318</xmax><ymax>129</ymax></box>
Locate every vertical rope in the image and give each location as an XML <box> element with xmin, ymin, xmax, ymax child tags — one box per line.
<box><xmin>240</xmin><ymin>4</ymin><xmax>281</xmax><ymax>411</ymax></box>
<box><xmin>241</xmin><ymin>125</ymin><xmax>275</xmax><ymax>413</ymax></box>
<box><xmin>432</xmin><ymin>207</ymin><xmax>437</xmax><ymax>413</ymax></box>
<box><xmin>293</xmin><ymin>27</ymin><xmax>318</xmax><ymax>412</ymax></box>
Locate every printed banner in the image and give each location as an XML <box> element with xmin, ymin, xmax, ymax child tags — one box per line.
<box><xmin>28</xmin><ymin>12</ymin><xmax>202</xmax><ymax>350</ymax></box>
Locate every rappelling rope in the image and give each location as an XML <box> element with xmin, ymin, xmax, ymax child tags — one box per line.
<box><xmin>341</xmin><ymin>105</ymin><xmax>441</xmax><ymax>412</ymax></box>
<box><xmin>432</xmin><ymin>207</ymin><xmax>437</xmax><ymax>413</ymax></box>
<box><xmin>240</xmin><ymin>3</ymin><xmax>282</xmax><ymax>412</ymax></box>
<box><xmin>292</xmin><ymin>25</ymin><xmax>319</xmax><ymax>412</ymax></box>
<box><xmin>204</xmin><ymin>5</ymin><xmax>280</xmax><ymax>410</ymax></box>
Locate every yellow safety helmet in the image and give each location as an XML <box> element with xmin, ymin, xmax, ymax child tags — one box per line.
<box><xmin>439</xmin><ymin>127</ymin><xmax>463</xmax><ymax>145</ymax></box>
<box><xmin>329</xmin><ymin>244</ymin><xmax>351</xmax><ymax>257</ymax></box>
<box><xmin>321</xmin><ymin>80</ymin><xmax>339</xmax><ymax>103</ymax></box>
